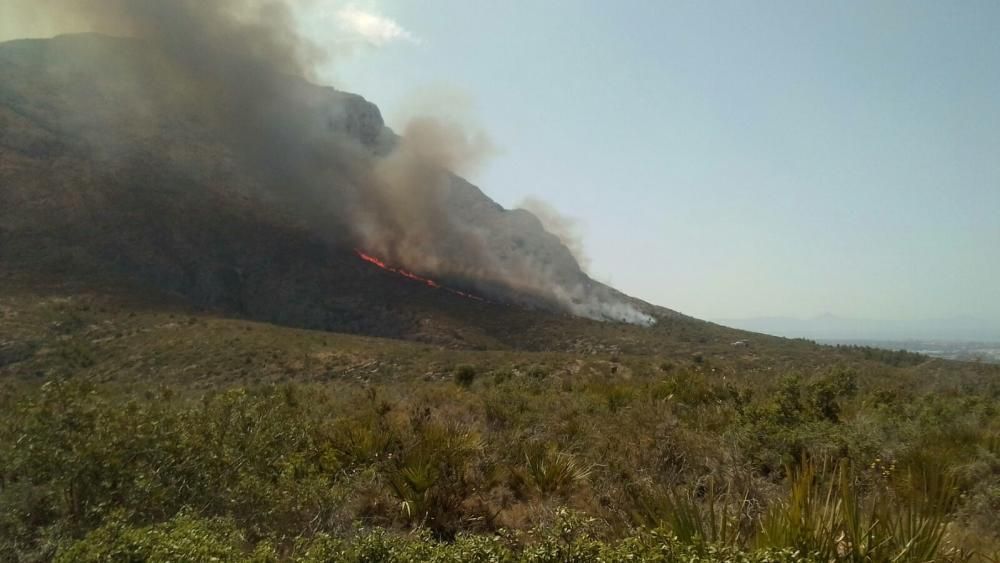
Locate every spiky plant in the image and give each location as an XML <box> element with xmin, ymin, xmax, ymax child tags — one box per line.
<box><xmin>757</xmin><ymin>461</ymin><xmax>841</xmax><ymax>560</ymax></box>
<box><xmin>627</xmin><ymin>480</ymin><xmax>744</xmax><ymax>547</ymax></box>
<box><xmin>877</xmin><ymin>464</ymin><xmax>957</xmax><ymax>562</ymax></box>
<box><xmin>756</xmin><ymin>459</ymin><xmax>961</xmax><ymax>562</ymax></box>
<box><xmin>385</xmin><ymin>422</ymin><xmax>484</xmax><ymax>532</ymax></box>
<box><xmin>519</xmin><ymin>444</ymin><xmax>591</xmax><ymax>497</ymax></box>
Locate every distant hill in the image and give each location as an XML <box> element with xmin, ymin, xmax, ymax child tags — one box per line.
<box><xmin>716</xmin><ymin>314</ymin><xmax>1000</xmax><ymax>342</ymax></box>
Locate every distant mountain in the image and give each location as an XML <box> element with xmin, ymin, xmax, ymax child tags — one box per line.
<box><xmin>716</xmin><ymin>314</ymin><xmax>1000</xmax><ymax>343</ymax></box>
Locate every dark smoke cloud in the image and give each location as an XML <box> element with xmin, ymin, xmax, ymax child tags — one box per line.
<box><xmin>5</xmin><ymin>0</ymin><xmax>654</xmax><ymax>325</ymax></box>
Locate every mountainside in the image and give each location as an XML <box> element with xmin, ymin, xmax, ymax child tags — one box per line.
<box><xmin>0</xmin><ymin>33</ymin><xmax>674</xmax><ymax>348</ymax></box>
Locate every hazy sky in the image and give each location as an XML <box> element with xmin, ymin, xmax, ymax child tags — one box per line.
<box><xmin>6</xmin><ymin>1</ymin><xmax>999</xmax><ymax>322</ymax></box>
<box><xmin>312</xmin><ymin>0</ymin><xmax>1000</xmax><ymax>322</ymax></box>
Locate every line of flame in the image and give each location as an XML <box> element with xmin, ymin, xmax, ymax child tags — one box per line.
<box><xmin>354</xmin><ymin>250</ymin><xmax>485</xmax><ymax>301</ymax></box>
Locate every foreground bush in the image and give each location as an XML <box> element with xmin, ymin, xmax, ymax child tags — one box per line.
<box><xmin>59</xmin><ymin>510</ymin><xmax>818</xmax><ymax>563</ymax></box>
<box><xmin>2</xmin><ymin>375</ymin><xmax>999</xmax><ymax>560</ymax></box>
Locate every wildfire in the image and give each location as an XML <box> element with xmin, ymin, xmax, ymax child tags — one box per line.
<box><xmin>355</xmin><ymin>250</ymin><xmax>484</xmax><ymax>301</ymax></box>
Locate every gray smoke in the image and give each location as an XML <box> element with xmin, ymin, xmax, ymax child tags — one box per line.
<box><xmin>5</xmin><ymin>0</ymin><xmax>655</xmax><ymax>325</ymax></box>
<box><xmin>517</xmin><ymin>197</ymin><xmax>590</xmax><ymax>272</ymax></box>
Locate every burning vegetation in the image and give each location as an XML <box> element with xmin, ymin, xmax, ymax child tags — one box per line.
<box><xmin>355</xmin><ymin>250</ymin><xmax>484</xmax><ymax>301</ymax></box>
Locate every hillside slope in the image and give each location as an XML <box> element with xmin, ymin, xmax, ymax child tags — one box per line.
<box><xmin>1</xmin><ymin>33</ymin><xmax>697</xmax><ymax>350</ymax></box>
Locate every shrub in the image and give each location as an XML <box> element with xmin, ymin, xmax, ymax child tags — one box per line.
<box><xmin>55</xmin><ymin>512</ymin><xmax>271</xmax><ymax>563</ymax></box>
<box><xmin>515</xmin><ymin>444</ymin><xmax>591</xmax><ymax>497</ymax></box>
<box><xmin>455</xmin><ymin>364</ymin><xmax>477</xmax><ymax>387</ymax></box>
<box><xmin>2</xmin><ymin>369</ymin><xmax>998</xmax><ymax>559</ymax></box>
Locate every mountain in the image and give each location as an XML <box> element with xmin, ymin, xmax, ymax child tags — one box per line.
<box><xmin>0</xmin><ymin>33</ymin><xmax>711</xmax><ymax>352</ymax></box>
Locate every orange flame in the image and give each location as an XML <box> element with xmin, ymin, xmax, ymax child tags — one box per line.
<box><xmin>355</xmin><ymin>250</ymin><xmax>484</xmax><ymax>301</ymax></box>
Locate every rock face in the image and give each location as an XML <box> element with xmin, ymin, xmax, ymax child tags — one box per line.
<box><xmin>0</xmin><ymin>34</ymin><xmax>663</xmax><ymax>343</ymax></box>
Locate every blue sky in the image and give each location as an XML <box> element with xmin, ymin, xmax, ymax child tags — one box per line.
<box><xmin>312</xmin><ymin>1</ymin><xmax>1000</xmax><ymax>322</ymax></box>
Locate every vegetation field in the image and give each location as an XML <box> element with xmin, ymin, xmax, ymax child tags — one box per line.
<box><xmin>2</xmin><ymin>285</ymin><xmax>1000</xmax><ymax>562</ymax></box>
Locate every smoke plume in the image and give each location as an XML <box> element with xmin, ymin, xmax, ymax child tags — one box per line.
<box><xmin>517</xmin><ymin>197</ymin><xmax>590</xmax><ymax>272</ymax></box>
<box><xmin>5</xmin><ymin>0</ymin><xmax>655</xmax><ymax>325</ymax></box>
